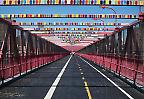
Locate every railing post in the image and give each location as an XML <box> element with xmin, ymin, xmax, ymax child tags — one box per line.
<box><xmin>11</xmin><ymin>56</ymin><xmax>15</xmax><ymax>78</ymax></box>
<box><xmin>102</xmin><ymin>53</ymin><xmax>105</xmax><ymax>67</ymax></box>
<box><xmin>133</xmin><ymin>54</ymin><xmax>139</xmax><ymax>85</ymax></box>
<box><xmin>30</xmin><ymin>56</ymin><xmax>32</xmax><ymax>70</ymax></box>
<box><xmin>43</xmin><ymin>55</ymin><xmax>44</xmax><ymax>65</ymax></box>
<box><xmin>116</xmin><ymin>54</ymin><xmax>120</xmax><ymax>73</ymax></box>
<box><xmin>35</xmin><ymin>56</ymin><xmax>37</xmax><ymax>67</ymax></box>
<box><xmin>109</xmin><ymin>53</ymin><xmax>112</xmax><ymax>71</ymax></box>
<box><xmin>118</xmin><ymin>54</ymin><xmax>123</xmax><ymax>76</ymax></box>
<box><xmin>19</xmin><ymin>62</ymin><xmax>22</xmax><ymax>76</ymax></box>
<box><xmin>1</xmin><ymin>58</ymin><xmax>4</xmax><ymax>84</ymax></box>
<box><xmin>26</xmin><ymin>57</ymin><xmax>28</xmax><ymax>73</ymax></box>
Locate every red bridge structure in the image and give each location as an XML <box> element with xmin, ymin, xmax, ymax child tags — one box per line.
<box><xmin>0</xmin><ymin>18</ymin><xmax>69</xmax><ymax>83</ymax></box>
<box><xmin>0</xmin><ymin>1</ymin><xmax>144</xmax><ymax>99</ymax></box>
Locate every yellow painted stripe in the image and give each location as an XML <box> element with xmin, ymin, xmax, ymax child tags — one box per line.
<box><xmin>84</xmin><ymin>81</ymin><xmax>92</xmax><ymax>99</ymax></box>
<box><xmin>11</xmin><ymin>0</ymin><xmax>15</xmax><ymax>4</ymax></box>
<box><xmin>26</xmin><ymin>0</ymin><xmax>30</xmax><ymax>4</ymax></box>
<box><xmin>56</xmin><ymin>0</ymin><xmax>59</xmax><ymax>4</ymax></box>
<box><xmin>106</xmin><ymin>0</ymin><xmax>109</xmax><ymax>4</ymax></box>
<box><xmin>97</xmin><ymin>0</ymin><xmax>100</xmax><ymax>4</ymax></box>
<box><xmin>140</xmin><ymin>1</ymin><xmax>144</xmax><ymax>5</ymax></box>
<box><xmin>1</xmin><ymin>14</ymin><xmax>4</xmax><ymax>18</ymax></box>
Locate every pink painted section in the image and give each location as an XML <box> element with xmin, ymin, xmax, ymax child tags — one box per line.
<box><xmin>62</xmin><ymin>46</ymin><xmax>85</xmax><ymax>52</ymax></box>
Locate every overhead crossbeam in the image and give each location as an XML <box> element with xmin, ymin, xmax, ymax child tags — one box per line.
<box><xmin>0</xmin><ymin>14</ymin><xmax>138</xmax><ymax>19</ymax></box>
<box><xmin>23</xmin><ymin>27</ymin><xmax>116</xmax><ymax>31</ymax></box>
<box><xmin>32</xmin><ymin>33</ymin><xmax>112</xmax><ymax>36</ymax></box>
<box><xmin>0</xmin><ymin>0</ymin><xmax>143</xmax><ymax>6</ymax></box>
<box><xmin>14</xmin><ymin>22</ymin><xmax>130</xmax><ymax>26</ymax></box>
<box><xmin>31</xmin><ymin>31</ymin><xmax>112</xmax><ymax>34</ymax></box>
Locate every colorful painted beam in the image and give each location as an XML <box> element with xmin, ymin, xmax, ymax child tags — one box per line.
<box><xmin>31</xmin><ymin>31</ymin><xmax>112</xmax><ymax>34</ymax></box>
<box><xmin>33</xmin><ymin>32</ymin><xmax>112</xmax><ymax>36</ymax></box>
<box><xmin>0</xmin><ymin>0</ymin><xmax>143</xmax><ymax>6</ymax></box>
<box><xmin>15</xmin><ymin>22</ymin><xmax>130</xmax><ymax>26</ymax></box>
<box><xmin>0</xmin><ymin>14</ymin><xmax>138</xmax><ymax>19</ymax></box>
<box><xmin>23</xmin><ymin>27</ymin><xmax>116</xmax><ymax>31</ymax></box>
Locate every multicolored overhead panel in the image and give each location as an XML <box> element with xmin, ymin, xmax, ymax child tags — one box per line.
<box><xmin>34</xmin><ymin>32</ymin><xmax>112</xmax><ymax>37</ymax></box>
<box><xmin>31</xmin><ymin>31</ymin><xmax>112</xmax><ymax>34</ymax></box>
<box><xmin>0</xmin><ymin>0</ymin><xmax>143</xmax><ymax>6</ymax></box>
<box><xmin>15</xmin><ymin>22</ymin><xmax>130</xmax><ymax>26</ymax></box>
<box><xmin>23</xmin><ymin>27</ymin><xmax>116</xmax><ymax>31</ymax></box>
<box><xmin>0</xmin><ymin>14</ymin><xmax>138</xmax><ymax>19</ymax></box>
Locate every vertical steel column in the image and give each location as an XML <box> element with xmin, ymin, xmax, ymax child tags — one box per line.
<box><xmin>130</xmin><ymin>26</ymin><xmax>140</xmax><ymax>84</ymax></box>
<box><xmin>0</xmin><ymin>24</ymin><xmax>9</xmax><ymax>83</ymax></box>
<box><xmin>116</xmin><ymin>31</ymin><xmax>122</xmax><ymax>73</ymax></box>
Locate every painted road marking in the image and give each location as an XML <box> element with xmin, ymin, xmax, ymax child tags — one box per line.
<box><xmin>80</xmin><ymin>57</ymin><xmax>134</xmax><ymax>99</ymax></box>
<box><xmin>82</xmin><ymin>77</ymin><xmax>85</xmax><ymax>80</ymax></box>
<box><xmin>76</xmin><ymin>58</ymin><xmax>92</xmax><ymax>99</ymax></box>
<box><xmin>44</xmin><ymin>55</ymin><xmax>73</xmax><ymax>99</ymax></box>
<box><xmin>77</xmin><ymin>64</ymin><xmax>80</xmax><ymax>66</ymax></box>
<box><xmin>84</xmin><ymin>81</ymin><xmax>92</xmax><ymax>99</ymax></box>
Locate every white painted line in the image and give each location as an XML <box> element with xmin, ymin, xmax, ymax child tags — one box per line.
<box><xmin>77</xmin><ymin>64</ymin><xmax>80</xmax><ymax>66</ymax></box>
<box><xmin>79</xmin><ymin>56</ymin><xmax>134</xmax><ymax>99</ymax></box>
<box><xmin>44</xmin><ymin>55</ymin><xmax>72</xmax><ymax>99</ymax></box>
<box><xmin>82</xmin><ymin>77</ymin><xmax>85</xmax><ymax>80</ymax></box>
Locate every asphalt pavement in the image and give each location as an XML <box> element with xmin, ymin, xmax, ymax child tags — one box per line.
<box><xmin>0</xmin><ymin>55</ymin><xmax>144</xmax><ymax>99</ymax></box>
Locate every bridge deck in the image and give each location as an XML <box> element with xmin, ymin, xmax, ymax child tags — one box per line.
<box><xmin>0</xmin><ymin>55</ymin><xmax>143</xmax><ymax>99</ymax></box>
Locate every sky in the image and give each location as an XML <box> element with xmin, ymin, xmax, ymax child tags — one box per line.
<box><xmin>0</xmin><ymin>5</ymin><xmax>143</xmax><ymax>24</ymax></box>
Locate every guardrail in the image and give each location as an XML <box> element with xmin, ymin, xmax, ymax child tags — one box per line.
<box><xmin>0</xmin><ymin>53</ymin><xmax>69</xmax><ymax>85</ymax></box>
<box><xmin>77</xmin><ymin>20</ymin><xmax>144</xmax><ymax>88</ymax></box>
<box><xmin>77</xmin><ymin>53</ymin><xmax>144</xmax><ymax>86</ymax></box>
<box><xmin>0</xmin><ymin>18</ymin><xmax>70</xmax><ymax>85</ymax></box>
